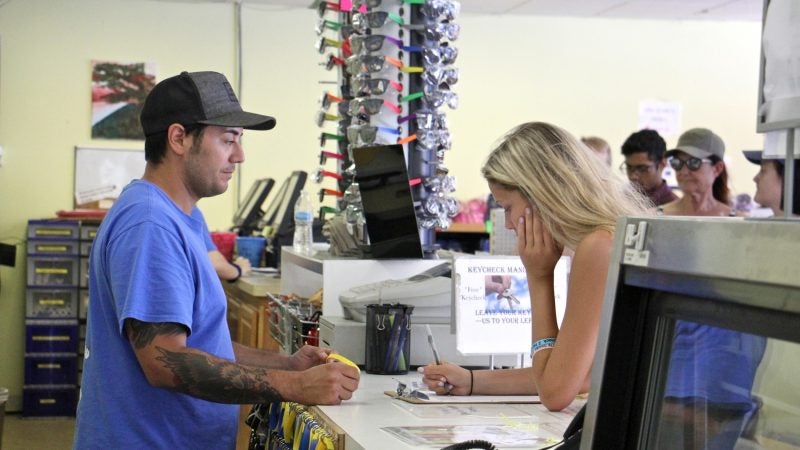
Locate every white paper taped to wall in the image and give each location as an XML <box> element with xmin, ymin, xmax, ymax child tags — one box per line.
<box><xmin>74</xmin><ymin>146</ymin><xmax>146</xmax><ymax>207</ymax></box>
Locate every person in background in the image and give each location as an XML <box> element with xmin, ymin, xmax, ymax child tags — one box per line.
<box><xmin>659</xmin><ymin>128</ymin><xmax>736</xmax><ymax>216</ymax></box>
<box><xmin>74</xmin><ymin>71</ymin><xmax>359</xmax><ymax>450</ymax></box>
<box><xmin>653</xmin><ymin>130</ymin><xmax>766</xmax><ymax>449</ymax></box>
<box><xmin>744</xmin><ymin>150</ymin><xmax>800</xmax><ymax>216</ymax></box>
<box><xmin>209</xmin><ymin>249</ymin><xmax>251</xmax><ymax>282</ymax></box>
<box><xmin>620</xmin><ymin>129</ymin><xmax>678</xmax><ymax>206</ymax></box>
<box><xmin>204</xmin><ymin>230</ymin><xmax>252</xmax><ymax>282</ymax></box>
<box><xmin>733</xmin><ymin>192</ymin><xmax>757</xmax><ymax>216</ymax></box>
<box><xmin>581</xmin><ymin>136</ymin><xmax>612</xmax><ymax>168</ymax></box>
<box><xmin>420</xmin><ymin>122</ymin><xmax>651</xmax><ymax>411</ymax></box>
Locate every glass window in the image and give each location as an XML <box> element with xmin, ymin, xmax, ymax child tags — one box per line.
<box><xmin>654</xmin><ymin>320</ymin><xmax>800</xmax><ymax>449</ymax></box>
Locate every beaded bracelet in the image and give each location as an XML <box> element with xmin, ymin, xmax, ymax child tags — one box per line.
<box><xmin>530</xmin><ymin>337</ymin><xmax>556</xmax><ymax>357</ymax></box>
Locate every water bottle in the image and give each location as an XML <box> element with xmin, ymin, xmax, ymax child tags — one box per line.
<box><xmin>292</xmin><ymin>190</ymin><xmax>314</xmax><ymax>255</ymax></box>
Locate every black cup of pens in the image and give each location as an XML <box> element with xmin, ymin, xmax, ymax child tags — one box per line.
<box><xmin>365</xmin><ymin>303</ymin><xmax>414</xmax><ymax>375</ymax></box>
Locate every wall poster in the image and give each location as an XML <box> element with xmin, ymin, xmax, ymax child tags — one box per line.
<box><xmin>91</xmin><ymin>60</ymin><xmax>156</xmax><ymax>139</ymax></box>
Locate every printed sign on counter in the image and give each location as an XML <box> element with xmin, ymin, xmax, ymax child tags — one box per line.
<box><xmin>453</xmin><ymin>256</ymin><xmax>570</xmax><ymax>356</ymax></box>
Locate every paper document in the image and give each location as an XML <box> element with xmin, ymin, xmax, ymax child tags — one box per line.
<box><xmin>384</xmin><ymin>390</ymin><xmax>540</xmax><ymax>404</ymax></box>
<box><xmin>382</xmin><ymin>423</ymin><xmax>562</xmax><ymax>448</ymax></box>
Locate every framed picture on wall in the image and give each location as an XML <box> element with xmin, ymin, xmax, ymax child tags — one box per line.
<box><xmin>90</xmin><ymin>60</ymin><xmax>156</xmax><ymax>139</ymax></box>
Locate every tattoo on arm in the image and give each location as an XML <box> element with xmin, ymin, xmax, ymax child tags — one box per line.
<box><xmin>154</xmin><ymin>347</ymin><xmax>284</xmax><ymax>404</ymax></box>
<box><xmin>124</xmin><ymin>319</ymin><xmax>186</xmax><ymax>349</ymax></box>
<box><xmin>123</xmin><ymin>318</ymin><xmax>284</xmax><ymax>403</ymax></box>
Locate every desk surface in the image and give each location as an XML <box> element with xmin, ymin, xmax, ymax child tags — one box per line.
<box><xmin>313</xmin><ymin>373</ymin><xmax>584</xmax><ymax>450</ymax></box>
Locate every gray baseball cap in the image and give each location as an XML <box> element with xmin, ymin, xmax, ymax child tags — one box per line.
<box><xmin>140</xmin><ymin>71</ymin><xmax>276</xmax><ymax>137</ymax></box>
<box><xmin>667</xmin><ymin>128</ymin><xmax>725</xmax><ymax>159</ymax></box>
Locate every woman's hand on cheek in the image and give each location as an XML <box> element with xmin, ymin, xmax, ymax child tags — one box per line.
<box><xmin>516</xmin><ymin>208</ymin><xmax>538</xmax><ymax>269</ymax></box>
<box><xmin>517</xmin><ymin>208</ymin><xmax>562</xmax><ymax>279</ymax></box>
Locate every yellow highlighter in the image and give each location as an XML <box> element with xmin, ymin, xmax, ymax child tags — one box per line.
<box><xmin>327</xmin><ymin>353</ymin><xmax>361</xmax><ymax>373</ymax></box>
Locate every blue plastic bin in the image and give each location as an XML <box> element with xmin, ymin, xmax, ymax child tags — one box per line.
<box><xmin>236</xmin><ymin>236</ymin><xmax>266</xmax><ymax>268</ymax></box>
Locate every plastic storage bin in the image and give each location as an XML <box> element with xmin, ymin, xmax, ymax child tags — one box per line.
<box><xmin>25</xmin><ymin>320</ymin><xmax>79</xmax><ymax>353</ymax></box>
<box><xmin>27</xmin><ymin>220</ymin><xmax>80</xmax><ymax>240</ymax></box>
<box><xmin>26</xmin><ymin>288</ymin><xmax>78</xmax><ymax>319</ymax></box>
<box><xmin>28</xmin><ymin>240</ymin><xmax>80</xmax><ymax>256</ymax></box>
<box><xmin>80</xmin><ymin>224</ymin><xmax>99</xmax><ymax>241</ymax></box>
<box><xmin>24</xmin><ymin>355</ymin><xmax>78</xmax><ymax>385</ymax></box>
<box><xmin>22</xmin><ymin>386</ymin><xmax>77</xmax><ymax>417</ymax></box>
<box><xmin>26</xmin><ymin>256</ymin><xmax>79</xmax><ymax>286</ymax></box>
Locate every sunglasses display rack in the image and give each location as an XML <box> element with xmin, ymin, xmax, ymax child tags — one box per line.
<box><xmin>314</xmin><ymin>0</ymin><xmax>461</xmax><ymax>256</ymax></box>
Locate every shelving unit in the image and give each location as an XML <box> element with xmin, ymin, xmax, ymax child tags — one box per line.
<box><xmin>23</xmin><ymin>219</ymin><xmax>81</xmax><ymax>417</ymax></box>
<box><xmin>22</xmin><ymin>218</ymin><xmax>99</xmax><ymax>417</ymax></box>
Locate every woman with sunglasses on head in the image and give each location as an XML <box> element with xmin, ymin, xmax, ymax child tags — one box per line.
<box><xmin>659</xmin><ymin>128</ymin><xmax>738</xmax><ymax>217</ymax></box>
<box><xmin>419</xmin><ymin>122</ymin><xmax>651</xmax><ymax>411</ymax></box>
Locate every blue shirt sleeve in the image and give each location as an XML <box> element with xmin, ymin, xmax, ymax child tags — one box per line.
<box><xmin>108</xmin><ymin>221</ymin><xmax>196</xmax><ymax>335</ymax></box>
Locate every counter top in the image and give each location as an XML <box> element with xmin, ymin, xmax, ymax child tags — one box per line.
<box><xmin>313</xmin><ymin>373</ymin><xmax>584</xmax><ymax>449</ymax></box>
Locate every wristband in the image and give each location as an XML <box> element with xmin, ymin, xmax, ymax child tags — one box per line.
<box><xmin>531</xmin><ymin>337</ymin><xmax>556</xmax><ymax>358</ymax></box>
<box><xmin>468</xmin><ymin>369</ymin><xmax>474</xmax><ymax>396</ymax></box>
<box><xmin>227</xmin><ymin>262</ymin><xmax>242</xmax><ymax>283</ymax></box>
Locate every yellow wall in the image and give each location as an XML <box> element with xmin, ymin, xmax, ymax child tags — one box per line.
<box><xmin>451</xmin><ymin>14</ymin><xmax>763</xmax><ymax>200</ymax></box>
<box><xmin>0</xmin><ymin>0</ymin><xmax>763</xmax><ymax>411</ymax></box>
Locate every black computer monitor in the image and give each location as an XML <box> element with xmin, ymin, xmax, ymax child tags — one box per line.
<box><xmin>352</xmin><ymin>144</ymin><xmax>423</xmax><ymax>259</ymax></box>
<box><xmin>582</xmin><ymin>216</ymin><xmax>800</xmax><ymax>449</ymax></box>
<box><xmin>259</xmin><ymin>171</ymin><xmax>307</xmax><ymax>266</ymax></box>
<box><xmin>231</xmin><ymin>178</ymin><xmax>274</xmax><ymax>236</ymax></box>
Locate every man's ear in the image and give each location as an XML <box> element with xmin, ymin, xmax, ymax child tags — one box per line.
<box><xmin>166</xmin><ymin>123</ymin><xmax>191</xmax><ymax>157</ymax></box>
<box><xmin>656</xmin><ymin>158</ymin><xmax>667</xmax><ymax>172</ymax></box>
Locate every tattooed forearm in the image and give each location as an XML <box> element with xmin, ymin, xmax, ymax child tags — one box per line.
<box><xmin>124</xmin><ymin>319</ymin><xmax>187</xmax><ymax>349</ymax></box>
<box><xmin>155</xmin><ymin>347</ymin><xmax>284</xmax><ymax>404</ymax></box>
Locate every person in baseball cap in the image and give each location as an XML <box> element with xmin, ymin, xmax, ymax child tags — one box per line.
<box><xmin>660</xmin><ymin>128</ymin><xmax>736</xmax><ymax>216</ymax></box>
<box><xmin>74</xmin><ymin>71</ymin><xmax>360</xmax><ymax>449</ymax></box>
<box><xmin>666</xmin><ymin>127</ymin><xmax>726</xmax><ymax>160</ymax></box>
<box><xmin>743</xmin><ymin>150</ymin><xmax>800</xmax><ymax>216</ymax></box>
<box><xmin>141</xmin><ymin>71</ymin><xmax>276</xmax><ymax>164</ymax></box>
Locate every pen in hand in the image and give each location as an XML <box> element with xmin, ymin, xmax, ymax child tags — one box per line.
<box><xmin>425</xmin><ymin>325</ymin><xmax>453</xmax><ymax>392</ymax></box>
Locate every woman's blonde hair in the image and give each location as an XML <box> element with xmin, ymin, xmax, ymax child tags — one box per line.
<box><xmin>482</xmin><ymin>122</ymin><xmax>652</xmax><ymax>249</ymax></box>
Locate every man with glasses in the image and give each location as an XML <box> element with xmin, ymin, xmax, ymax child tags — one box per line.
<box><xmin>620</xmin><ymin>129</ymin><xmax>678</xmax><ymax>206</ymax></box>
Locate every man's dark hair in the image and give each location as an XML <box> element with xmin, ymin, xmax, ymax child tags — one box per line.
<box><xmin>144</xmin><ymin>125</ymin><xmax>206</xmax><ymax>164</ymax></box>
<box><xmin>621</xmin><ymin>129</ymin><xmax>667</xmax><ymax>161</ymax></box>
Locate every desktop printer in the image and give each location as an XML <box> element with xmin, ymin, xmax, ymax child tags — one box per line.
<box><xmin>338</xmin><ymin>262</ymin><xmax>452</xmax><ymax>324</ymax></box>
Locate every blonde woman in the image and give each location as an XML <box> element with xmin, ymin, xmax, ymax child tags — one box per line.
<box><xmin>420</xmin><ymin>122</ymin><xmax>651</xmax><ymax>411</ymax></box>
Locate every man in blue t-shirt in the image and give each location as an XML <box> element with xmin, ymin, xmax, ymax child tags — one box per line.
<box><xmin>74</xmin><ymin>71</ymin><xmax>360</xmax><ymax>450</ymax></box>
